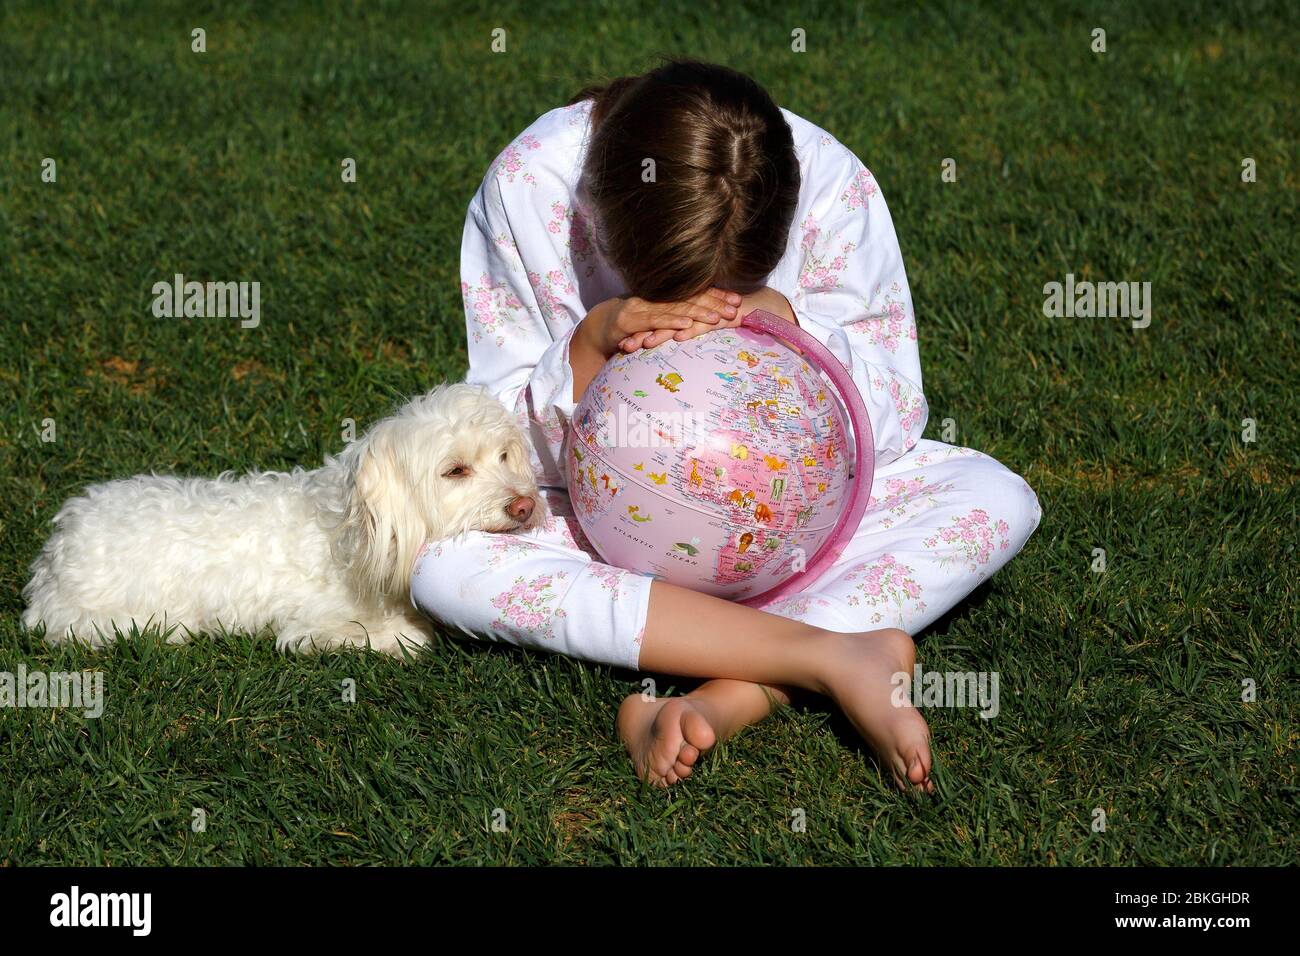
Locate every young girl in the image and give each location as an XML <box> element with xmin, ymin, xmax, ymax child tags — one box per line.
<box><xmin>411</xmin><ymin>60</ymin><xmax>1040</xmax><ymax>793</ymax></box>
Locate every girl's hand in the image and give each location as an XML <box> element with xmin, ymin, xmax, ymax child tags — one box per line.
<box><xmin>589</xmin><ymin>289</ymin><xmax>740</xmax><ymax>355</ymax></box>
<box><xmin>570</xmin><ymin>289</ymin><xmax>740</xmax><ymax>403</ymax></box>
<box><xmin>621</xmin><ymin>286</ymin><xmax>798</xmax><ymax>352</ymax></box>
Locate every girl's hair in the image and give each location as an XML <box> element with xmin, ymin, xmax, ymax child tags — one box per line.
<box><xmin>569</xmin><ymin>59</ymin><xmax>800</xmax><ymax>302</ymax></box>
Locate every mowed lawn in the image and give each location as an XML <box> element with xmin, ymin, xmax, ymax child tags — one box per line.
<box><xmin>1</xmin><ymin>0</ymin><xmax>1295</xmax><ymax>865</ymax></box>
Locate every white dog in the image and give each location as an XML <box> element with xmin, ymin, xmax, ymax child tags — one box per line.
<box><xmin>22</xmin><ymin>383</ymin><xmax>544</xmax><ymax>656</ymax></box>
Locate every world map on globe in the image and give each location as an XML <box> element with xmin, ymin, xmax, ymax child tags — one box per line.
<box><xmin>567</xmin><ymin>324</ymin><xmax>854</xmax><ymax>601</ymax></box>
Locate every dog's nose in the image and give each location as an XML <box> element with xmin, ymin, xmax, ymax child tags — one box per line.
<box><xmin>506</xmin><ymin>496</ymin><xmax>535</xmax><ymax>524</ymax></box>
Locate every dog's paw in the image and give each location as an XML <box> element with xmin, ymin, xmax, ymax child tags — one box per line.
<box><xmin>274</xmin><ymin>617</ymin><xmax>433</xmax><ymax>659</ymax></box>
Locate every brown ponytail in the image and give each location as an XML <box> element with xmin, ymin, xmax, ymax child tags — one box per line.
<box><xmin>571</xmin><ymin>59</ymin><xmax>800</xmax><ymax>302</ymax></box>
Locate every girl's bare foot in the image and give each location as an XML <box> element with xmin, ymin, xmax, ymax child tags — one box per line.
<box><xmin>628</xmin><ymin>581</ymin><xmax>933</xmax><ymax>794</ymax></box>
<box><xmin>823</xmin><ymin>628</ymin><xmax>934</xmax><ymax>793</ymax></box>
<box><xmin>617</xmin><ymin>693</ymin><xmax>718</xmax><ymax>787</ymax></box>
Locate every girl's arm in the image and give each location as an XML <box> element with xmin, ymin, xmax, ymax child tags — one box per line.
<box><xmin>567</xmin><ymin>299</ymin><xmax>619</xmax><ymax>404</ymax></box>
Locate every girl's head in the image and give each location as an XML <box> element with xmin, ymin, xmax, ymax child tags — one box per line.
<box><xmin>572</xmin><ymin>59</ymin><xmax>800</xmax><ymax>302</ymax></box>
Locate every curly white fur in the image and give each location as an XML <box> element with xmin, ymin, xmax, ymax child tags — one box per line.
<box><xmin>22</xmin><ymin>383</ymin><xmax>545</xmax><ymax>657</ymax></box>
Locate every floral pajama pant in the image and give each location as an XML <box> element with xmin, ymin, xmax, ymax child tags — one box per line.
<box><xmin>410</xmin><ymin>439</ymin><xmax>1042</xmax><ymax>671</ymax></box>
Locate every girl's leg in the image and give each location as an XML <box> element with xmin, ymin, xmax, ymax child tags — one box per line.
<box><xmin>617</xmin><ymin>678</ymin><xmax>794</xmax><ymax>786</ymax></box>
<box><xmin>410</xmin><ymin>500</ymin><xmax>933</xmax><ymax>791</ymax></box>
<box><xmin>626</xmin><ymin>580</ymin><xmax>933</xmax><ymax>791</ymax></box>
<box><xmin>409</xmin><ymin>509</ymin><xmax>649</xmax><ymax>672</ymax></box>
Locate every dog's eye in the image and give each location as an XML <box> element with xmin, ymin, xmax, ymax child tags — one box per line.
<box><xmin>444</xmin><ymin>465</ymin><xmax>471</xmax><ymax>479</ymax></box>
<box><xmin>500</xmin><ymin>451</ymin><xmax>508</xmax><ymax>463</ymax></box>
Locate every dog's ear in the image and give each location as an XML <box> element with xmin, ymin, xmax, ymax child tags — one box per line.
<box><xmin>340</xmin><ymin>420</ymin><xmax>429</xmax><ymax>601</ymax></box>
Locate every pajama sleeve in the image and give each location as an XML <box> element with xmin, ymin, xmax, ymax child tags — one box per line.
<box><xmin>460</xmin><ymin>172</ymin><xmax>583</xmax><ymax>485</ymax></box>
<box><xmin>782</xmin><ymin>144</ymin><xmax>928</xmax><ymax>466</ymax></box>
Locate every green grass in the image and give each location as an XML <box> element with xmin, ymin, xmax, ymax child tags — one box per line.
<box><xmin>1</xmin><ymin>0</ymin><xmax>1296</xmax><ymax>865</ymax></box>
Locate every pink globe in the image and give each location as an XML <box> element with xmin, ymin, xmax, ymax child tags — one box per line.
<box><xmin>566</xmin><ymin>310</ymin><xmax>872</xmax><ymax>604</ymax></box>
